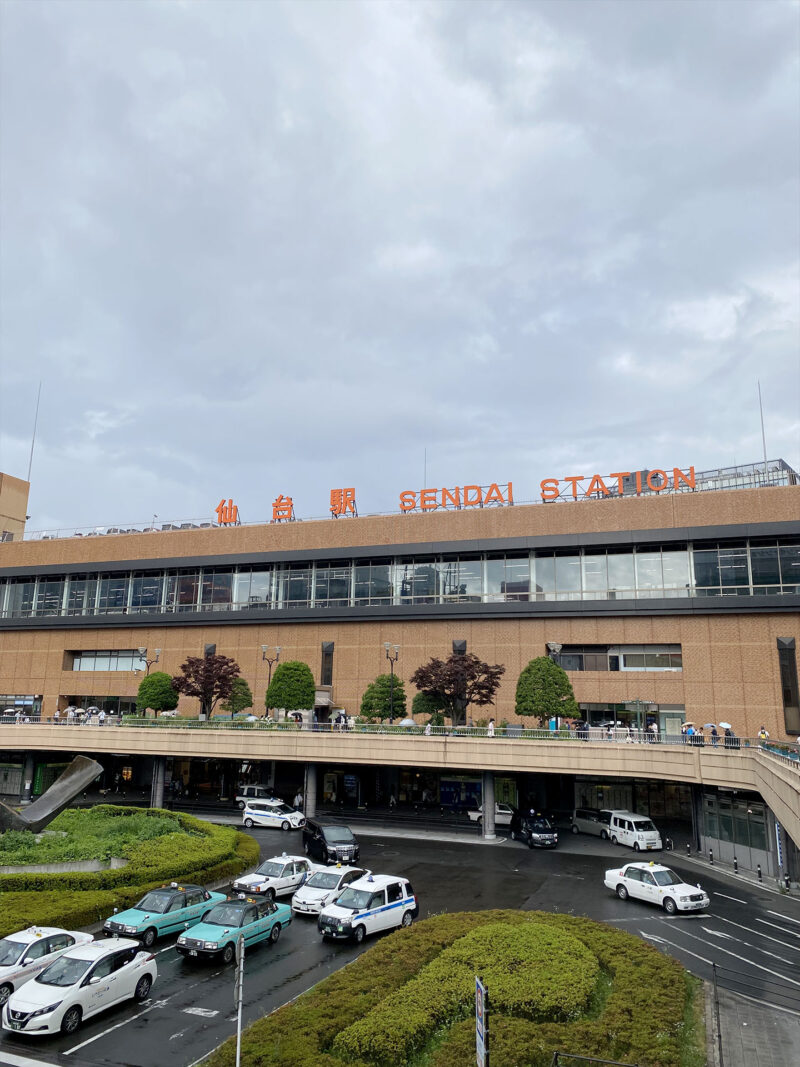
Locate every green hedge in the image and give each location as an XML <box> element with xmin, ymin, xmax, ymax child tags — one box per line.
<box><xmin>203</xmin><ymin>910</ymin><xmax>704</xmax><ymax>1067</ymax></box>
<box><xmin>0</xmin><ymin>808</ymin><xmax>259</xmax><ymax>938</ymax></box>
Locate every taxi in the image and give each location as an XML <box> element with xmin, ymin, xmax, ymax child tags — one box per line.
<box><xmin>604</xmin><ymin>861</ymin><xmax>710</xmax><ymax>915</ymax></box>
<box><xmin>0</xmin><ymin>927</ymin><xmax>93</xmax><ymax>1007</ymax></box>
<box><xmin>231</xmin><ymin>853</ymin><xmax>316</xmax><ymax>900</ymax></box>
<box><xmin>291</xmin><ymin>865</ymin><xmax>367</xmax><ymax>916</ymax></box>
<box><xmin>2</xmin><ymin>938</ymin><xmax>156</xmax><ymax>1037</ymax></box>
<box><xmin>102</xmin><ymin>883</ymin><xmax>227</xmax><ymax>947</ymax></box>
<box><xmin>242</xmin><ymin>799</ymin><xmax>306</xmax><ymax>831</ymax></box>
<box><xmin>176</xmin><ymin>896</ymin><xmax>292</xmax><ymax>963</ymax></box>
<box><xmin>318</xmin><ymin>873</ymin><xmax>418</xmax><ymax>944</ymax></box>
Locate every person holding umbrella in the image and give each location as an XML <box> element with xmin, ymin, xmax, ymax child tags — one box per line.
<box><xmin>705</xmin><ymin>723</ymin><xmax>719</xmax><ymax>747</ymax></box>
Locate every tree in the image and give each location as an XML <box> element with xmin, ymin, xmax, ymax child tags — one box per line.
<box><xmin>412</xmin><ymin>691</ymin><xmax>445</xmax><ymax>726</ymax></box>
<box><xmin>410</xmin><ymin>653</ymin><xmax>505</xmax><ymax>726</ymax></box>
<box><xmin>360</xmin><ymin>674</ymin><xmax>407</xmax><ymax>722</ymax></box>
<box><xmin>172</xmin><ymin>654</ymin><xmax>241</xmax><ymax>719</ymax></box>
<box><xmin>515</xmin><ymin>656</ymin><xmax>578</xmax><ymax>726</ymax></box>
<box><xmin>265</xmin><ymin>661</ymin><xmax>316</xmax><ymax>714</ymax></box>
<box><xmin>220</xmin><ymin>677</ymin><xmax>254</xmax><ymax>718</ymax></box>
<box><xmin>136</xmin><ymin>672</ymin><xmax>178</xmax><ymax>716</ymax></box>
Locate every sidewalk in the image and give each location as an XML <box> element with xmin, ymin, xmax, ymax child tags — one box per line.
<box><xmin>713</xmin><ymin>987</ymin><xmax>800</xmax><ymax>1067</ymax></box>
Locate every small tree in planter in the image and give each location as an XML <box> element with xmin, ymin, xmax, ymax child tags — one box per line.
<box><xmin>515</xmin><ymin>656</ymin><xmax>578</xmax><ymax>727</ymax></box>
<box><xmin>360</xmin><ymin>674</ymin><xmax>407</xmax><ymax>722</ymax></box>
<box><xmin>172</xmin><ymin>654</ymin><xmax>241</xmax><ymax>720</ymax></box>
<box><xmin>265</xmin><ymin>661</ymin><xmax>316</xmax><ymax>718</ymax></box>
<box><xmin>136</xmin><ymin>672</ymin><xmax>179</xmax><ymax>717</ymax></box>
<box><xmin>220</xmin><ymin>677</ymin><xmax>254</xmax><ymax>719</ymax></box>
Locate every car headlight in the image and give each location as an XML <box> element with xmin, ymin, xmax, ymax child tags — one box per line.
<box><xmin>338</xmin><ymin>921</ymin><xmax>351</xmax><ymax>931</ymax></box>
<box><xmin>123</xmin><ymin>925</ymin><xmax>139</xmax><ymax>934</ymax></box>
<box><xmin>30</xmin><ymin>1002</ymin><xmax>61</xmax><ymax>1018</ymax></box>
<box><xmin>203</xmin><ymin>941</ymin><xmax>218</xmax><ymax>950</ymax></box>
<box><xmin>177</xmin><ymin>936</ymin><xmax>186</xmax><ymax>944</ymax></box>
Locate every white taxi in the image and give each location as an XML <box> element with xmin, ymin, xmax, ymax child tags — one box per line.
<box><xmin>2</xmin><ymin>938</ymin><xmax>156</xmax><ymax>1037</ymax></box>
<box><xmin>243</xmin><ymin>799</ymin><xmax>306</xmax><ymax>831</ymax></box>
<box><xmin>0</xmin><ymin>927</ymin><xmax>93</xmax><ymax>1007</ymax></box>
<box><xmin>231</xmin><ymin>853</ymin><xmax>316</xmax><ymax>901</ymax></box>
<box><xmin>318</xmin><ymin>873</ymin><xmax>418</xmax><ymax>943</ymax></box>
<box><xmin>604</xmin><ymin>862</ymin><xmax>710</xmax><ymax>915</ymax></box>
<box><xmin>292</xmin><ymin>865</ymin><xmax>368</xmax><ymax>916</ymax></box>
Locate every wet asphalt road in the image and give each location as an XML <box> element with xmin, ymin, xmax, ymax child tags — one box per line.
<box><xmin>1</xmin><ymin>827</ymin><xmax>799</xmax><ymax>1067</ymax></box>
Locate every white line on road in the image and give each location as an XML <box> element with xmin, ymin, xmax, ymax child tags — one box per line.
<box><xmin>0</xmin><ymin>1053</ymin><xmax>62</xmax><ymax>1067</ymax></box>
<box><xmin>716</xmin><ymin>915</ymin><xmax>800</xmax><ymax>953</ymax></box>
<box><xmin>640</xmin><ymin>931</ymin><xmax>713</xmax><ymax>966</ymax></box>
<box><xmin>700</xmin><ymin>925</ymin><xmax>797</xmax><ymax>966</ymax></box>
<box><xmin>713</xmin><ymin>892</ymin><xmax>748</xmax><ymax>904</ymax></box>
<box><xmin>669</xmin><ymin>925</ymin><xmax>800</xmax><ymax>986</ymax></box>
<box><xmin>756</xmin><ymin>917</ymin><xmax>800</xmax><ymax>938</ymax></box>
<box><xmin>766</xmin><ymin>909</ymin><xmax>800</xmax><ymax>929</ymax></box>
<box><xmin>63</xmin><ymin>998</ymin><xmax>170</xmax><ymax>1056</ymax></box>
<box><xmin>183</xmin><ymin>1007</ymin><xmax>219</xmax><ymax>1018</ymax></box>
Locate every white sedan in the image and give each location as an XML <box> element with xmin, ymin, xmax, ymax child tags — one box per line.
<box><xmin>2</xmin><ymin>938</ymin><xmax>156</xmax><ymax>1037</ymax></box>
<box><xmin>292</xmin><ymin>865</ymin><xmax>368</xmax><ymax>916</ymax></box>
<box><xmin>0</xmin><ymin>927</ymin><xmax>93</xmax><ymax>1007</ymax></box>
<box><xmin>232</xmin><ymin>854</ymin><xmax>318</xmax><ymax>900</ymax></box>
<box><xmin>604</xmin><ymin>862</ymin><xmax>710</xmax><ymax>915</ymax></box>
<box><xmin>467</xmin><ymin>803</ymin><xmax>515</xmax><ymax>826</ymax></box>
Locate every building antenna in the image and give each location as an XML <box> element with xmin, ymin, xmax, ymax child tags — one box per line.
<box><xmin>27</xmin><ymin>381</ymin><xmax>42</xmax><ymax>482</ymax></box>
<box><xmin>757</xmin><ymin>380</ymin><xmax>768</xmax><ymax>479</ymax></box>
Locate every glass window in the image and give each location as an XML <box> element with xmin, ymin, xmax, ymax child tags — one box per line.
<box><xmin>718</xmin><ymin>546</ymin><xmax>749</xmax><ymax>588</ymax></box>
<box><xmin>582</xmin><ymin>555</ymin><xmax>608</xmax><ymax>593</ymax></box>
<box><xmin>503</xmin><ymin>556</ymin><xmax>530</xmax><ymax>601</ymax></box>
<box><xmin>354</xmin><ymin>560</ymin><xmax>392</xmax><ymax>605</ymax></box>
<box><xmin>559</xmin><ymin>653</ymin><xmax>583</xmax><ymax>671</ymax></box>
<box><xmin>440</xmin><ymin>557</ymin><xmax>482</xmax><ymax>602</ymax></box>
<box><xmin>662</xmin><ymin>550</ymin><xmax>690</xmax><ymax>590</ymax></box>
<box><xmin>555</xmin><ymin>554</ymin><xmax>581</xmax><ymax>593</ymax></box>
<box><xmin>750</xmin><ymin>546</ymin><xmax>780</xmax><ymax>587</ymax></box>
<box><xmin>635</xmin><ymin>551</ymin><xmax>662</xmax><ymax>590</ymax></box>
<box><xmin>97</xmin><ymin>575</ymin><xmax>128</xmax><ymax>613</ymax></box>
<box><xmin>35</xmin><ymin>579</ymin><xmax>64</xmax><ymax>615</ymax></box>
<box><xmin>249</xmin><ymin>568</ymin><xmax>272</xmax><ymax>605</ymax></box>
<box><xmin>5</xmin><ymin>580</ymin><xmax>35</xmax><ymax>616</ymax></box>
<box><xmin>201</xmin><ymin>570</ymin><xmax>233</xmax><ymax>608</ymax></box>
<box><xmin>396</xmin><ymin>559</ymin><xmax>438</xmax><ymax>603</ymax></box>
<box><xmin>607</xmin><ymin>551</ymin><xmax>635</xmax><ymax>596</ymax></box>
<box><xmin>130</xmin><ymin>573</ymin><xmax>163</xmax><ymax>610</ymax></box>
<box><xmin>533</xmin><ymin>554</ymin><xmax>555</xmax><ymax>598</ymax></box>
<box><xmin>692</xmin><ymin>549</ymin><xmax>720</xmax><ymax>589</ymax></box>
<box><xmin>174</xmin><ymin>571</ymin><xmax>199</xmax><ymax>611</ymax></box>
<box><xmin>315</xmin><ymin>564</ymin><xmax>351</xmax><ymax>607</ymax></box>
<box><xmin>278</xmin><ymin>565</ymin><xmax>311</xmax><ymax>607</ymax></box>
<box><xmin>66</xmin><ymin>576</ymin><xmax>97</xmax><ymax>616</ymax></box>
<box><xmin>779</xmin><ymin>544</ymin><xmax>800</xmax><ymax>589</ymax></box>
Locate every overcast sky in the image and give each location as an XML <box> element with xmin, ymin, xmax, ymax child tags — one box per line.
<box><xmin>1</xmin><ymin>0</ymin><xmax>798</xmax><ymax>532</ymax></box>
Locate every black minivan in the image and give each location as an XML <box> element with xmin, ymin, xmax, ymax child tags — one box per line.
<box><xmin>303</xmin><ymin>819</ymin><xmax>361</xmax><ymax>865</ymax></box>
<box><xmin>509</xmin><ymin>809</ymin><xmax>559</xmax><ymax>849</ymax></box>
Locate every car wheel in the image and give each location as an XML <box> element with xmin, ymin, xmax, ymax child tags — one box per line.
<box><xmin>60</xmin><ymin>1006</ymin><xmax>82</xmax><ymax>1035</ymax></box>
<box><xmin>401</xmin><ymin>911</ymin><xmax>413</xmax><ymax>928</ymax></box>
<box><xmin>236</xmin><ymin>801</ymin><xmax>245</xmax><ymax>810</ymax></box>
<box><xmin>281</xmin><ymin>820</ymin><xmax>290</xmax><ymax>831</ymax></box>
<box><xmin>633</xmin><ymin>842</ymin><xmax>640</xmax><ymax>852</ymax></box>
<box><xmin>134</xmin><ymin>975</ymin><xmax>152</xmax><ymax>1002</ymax></box>
<box><xmin>509</xmin><ymin>829</ymin><xmax>516</xmax><ymax>840</ymax></box>
<box><xmin>244</xmin><ymin>818</ymin><xmax>254</xmax><ymax>828</ymax></box>
<box><xmin>528</xmin><ymin>838</ymin><xmax>535</xmax><ymax>849</ymax></box>
<box><xmin>663</xmin><ymin>897</ymin><xmax>678</xmax><ymax>916</ymax></box>
<box><xmin>0</xmin><ymin>983</ymin><xmax>12</xmax><ymax>1005</ymax></box>
<box><xmin>265</xmin><ymin>887</ymin><xmax>276</xmax><ymax>902</ymax></box>
<box><xmin>201</xmin><ymin>911</ymin><xmax>210</xmax><ymax>921</ymax></box>
<box><xmin>476</xmin><ymin>815</ymin><xmax>482</xmax><ymax>825</ymax></box>
<box><xmin>611</xmin><ymin>835</ymin><xmax>618</xmax><ymax>846</ymax></box>
<box><xmin>600</xmin><ymin>829</ymin><xmax>609</xmax><ymax>840</ymax></box>
<box><xmin>270</xmin><ymin>923</ymin><xmax>282</xmax><ymax>943</ymax></box>
<box><xmin>616</xmin><ymin>884</ymin><xmax>628</xmax><ymax>901</ymax></box>
<box><xmin>222</xmin><ymin>942</ymin><xmax>236</xmax><ymax>964</ymax></box>
<box><xmin>353</xmin><ymin>925</ymin><xmax>366</xmax><ymax>944</ymax></box>
<box><xmin>571</xmin><ymin>825</ymin><xmax>579</xmax><ymax>835</ymax></box>
<box><xmin>142</xmin><ymin>927</ymin><xmax>157</xmax><ymax>949</ymax></box>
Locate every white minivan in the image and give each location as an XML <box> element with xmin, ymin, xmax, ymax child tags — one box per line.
<box><xmin>608</xmin><ymin>811</ymin><xmax>662</xmax><ymax>852</ymax></box>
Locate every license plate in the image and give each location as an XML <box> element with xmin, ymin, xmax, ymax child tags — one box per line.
<box><xmin>9</xmin><ymin>1021</ymin><xmax>20</xmax><ymax>1030</ymax></box>
<box><xmin>190</xmin><ymin>949</ymin><xmax>198</xmax><ymax>956</ymax></box>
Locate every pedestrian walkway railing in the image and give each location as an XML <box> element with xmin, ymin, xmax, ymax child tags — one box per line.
<box><xmin>550</xmin><ymin>1054</ymin><xmax>639</xmax><ymax>1066</ymax></box>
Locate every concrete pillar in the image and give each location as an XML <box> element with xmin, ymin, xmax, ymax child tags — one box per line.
<box><xmin>21</xmin><ymin>753</ymin><xmax>35</xmax><ymax>805</ymax></box>
<box><xmin>304</xmin><ymin>763</ymin><xmax>317</xmax><ymax>819</ymax></box>
<box><xmin>150</xmin><ymin>756</ymin><xmax>165</xmax><ymax>809</ymax></box>
<box><xmin>482</xmin><ymin>770</ymin><xmax>496</xmax><ymax>840</ymax></box>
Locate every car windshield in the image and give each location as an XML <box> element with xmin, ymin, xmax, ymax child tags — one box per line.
<box><xmin>323</xmin><ymin>827</ymin><xmax>355</xmax><ymax>844</ymax></box>
<box><xmin>528</xmin><ymin>818</ymin><xmax>554</xmax><ymax>833</ymax></box>
<box><xmin>652</xmin><ymin>869</ymin><xmax>683</xmax><ymax>887</ymax></box>
<box><xmin>306</xmin><ymin>872</ymin><xmax>340</xmax><ymax>890</ymax></box>
<box><xmin>0</xmin><ymin>939</ymin><xmax>25</xmax><ymax>966</ymax></box>
<box><xmin>36</xmin><ymin>956</ymin><xmax>92</xmax><ymax>987</ymax></box>
<box><xmin>270</xmin><ymin>804</ymin><xmax>294</xmax><ymax>815</ymax></box>
<box><xmin>633</xmin><ymin>820</ymin><xmax>656</xmax><ymax>832</ymax></box>
<box><xmin>134</xmin><ymin>891</ymin><xmax>174</xmax><ymax>914</ymax></box>
<box><xmin>203</xmin><ymin>905</ymin><xmax>246</xmax><ymax>928</ymax></box>
<box><xmin>334</xmin><ymin>888</ymin><xmax>372</xmax><ymax>911</ymax></box>
<box><xmin>255</xmin><ymin>861</ymin><xmax>284</xmax><ymax>877</ymax></box>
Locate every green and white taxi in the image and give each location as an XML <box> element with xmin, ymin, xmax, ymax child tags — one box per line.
<box><xmin>242</xmin><ymin>799</ymin><xmax>306</xmax><ymax>830</ymax></box>
<box><xmin>231</xmin><ymin>853</ymin><xmax>316</xmax><ymax>900</ymax></box>
<box><xmin>102</xmin><ymin>883</ymin><xmax>227</xmax><ymax>947</ymax></box>
<box><xmin>0</xmin><ymin>927</ymin><xmax>93</xmax><ymax>1007</ymax></box>
<box><xmin>176</xmin><ymin>896</ymin><xmax>292</xmax><ymax>962</ymax></box>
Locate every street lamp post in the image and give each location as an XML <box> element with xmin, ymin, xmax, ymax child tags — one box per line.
<box><xmin>136</xmin><ymin>648</ymin><xmax>161</xmax><ymax>676</ymax></box>
<box><xmin>261</xmin><ymin>646</ymin><xmax>281</xmax><ymax>719</ymax></box>
<box><xmin>384</xmin><ymin>643</ymin><xmax>400</xmax><ymax>725</ymax></box>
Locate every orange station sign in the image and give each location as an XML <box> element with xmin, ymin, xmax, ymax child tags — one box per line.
<box><xmin>399</xmin><ymin>482</ymin><xmax>513</xmax><ymax>512</ymax></box>
<box><xmin>539</xmin><ymin>467</ymin><xmax>696</xmax><ymax>501</ymax></box>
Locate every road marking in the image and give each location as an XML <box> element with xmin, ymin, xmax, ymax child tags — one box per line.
<box><xmin>64</xmin><ymin>998</ymin><xmax>169</xmax><ymax>1055</ymax></box>
<box><xmin>699</xmin><ymin>924</ymin><xmax>798</xmax><ymax>966</ymax></box>
<box><xmin>669</xmin><ymin>925</ymin><xmax>800</xmax><ymax>986</ymax></box>
<box><xmin>755</xmin><ymin>917</ymin><xmax>800</xmax><ymax>938</ymax></box>
<box><xmin>0</xmin><ymin>1053</ymin><xmax>62</xmax><ymax>1067</ymax></box>
<box><xmin>183</xmin><ymin>1007</ymin><xmax>219</xmax><ymax>1018</ymax></box>
<box><xmin>766</xmin><ymin>910</ymin><xmax>800</xmax><ymax>929</ymax></box>
<box><xmin>716</xmin><ymin>915</ymin><xmax>800</xmax><ymax>953</ymax></box>
<box><xmin>640</xmin><ymin>931</ymin><xmax>713</xmax><ymax>966</ymax></box>
<box><xmin>713</xmin><ymin>892</ymin><xmax>748</xmax><ymax>904</ymax></box>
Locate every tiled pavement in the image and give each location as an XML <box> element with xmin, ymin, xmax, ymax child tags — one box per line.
<box><xmin>711</xmin><ymin>988</ymin><xmax>800</xmax><ymax>1067</ymax></box>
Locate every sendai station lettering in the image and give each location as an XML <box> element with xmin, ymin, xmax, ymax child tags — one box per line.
<box><xmin>539</xmin><ymin>467</ymin><xmax>696</xmax><ymax>501</ymax></box>
<box><xmin>399</xmin><ymin>482</ymin><xmax>513</xmax><ymax>512</ymax></box>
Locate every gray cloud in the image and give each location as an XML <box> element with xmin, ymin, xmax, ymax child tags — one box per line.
<box><xmin>0</xmin><ymin>0</ymin><xmax>798</xmax><ymax>531</ymax></box>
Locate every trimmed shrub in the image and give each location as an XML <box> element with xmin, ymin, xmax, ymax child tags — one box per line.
<box><xmin>202</xmin><ymin>910</ymin><xmax>702</xmax><ymax>1067</ymax></box>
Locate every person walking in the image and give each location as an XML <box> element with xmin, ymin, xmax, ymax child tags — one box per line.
<box><xmin>293</xmin><ymin>789</ymin><xmax>303</xmax><ymax>810</ymax></box>
<box><xmin>388</xmin><ymin>791</ymin><xmax>397</xmax><ymax>811</ymax></box>
<box><xmin>424</xmin><ymin>721</ymin><xmax>432</xmax><ymax>736</ymax></box>
<box><xmin>98</xmin><ymin>709</ymin><xmax>106</xmax><ymax>726</ymax></box>
<box><xmin>487</xmin><ymin>718</ymin><xmax>495</xmax><ymax>738</ymax></box>
<box><xmin>758</xmin><ymin>726</ymin><xmax>770</xmax><ymax>742</ymax></box>
<box><xmin>710</xmin><ymin>725</ymin><xmax>719</xmax><ymax>747</ymax></box>
<box><xmin>66</xmin><ymin>707</ymin><xmax>75</xmax><ymax>726</ymax></box>
<box><xmin>53</xmin><ymin>707</ymin><xmax>61</xmax><ymax>725</ymax></box>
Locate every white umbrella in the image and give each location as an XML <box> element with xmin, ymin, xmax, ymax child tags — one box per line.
<box><xmin>398</xmin><ymin>718</ymin><xmax>417</xmax><ymax>727</ymax></box>
<box><xmin>719</xmin><ymin>721</ymin><xmax>733</xmax><ymax>730</ymax></box>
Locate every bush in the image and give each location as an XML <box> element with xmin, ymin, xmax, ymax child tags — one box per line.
<box><xmin>202</xmin><ymin>910</ymin><xmax>703</xmax><ymax>1067</ymax></box>
<box><xmin>0</xmin><ymin>807</ymin><xmax>258</xmax><ymax>937</ymax></box>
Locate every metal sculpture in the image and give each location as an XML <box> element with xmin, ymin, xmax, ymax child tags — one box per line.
<box><xmin>0</xmin><ymin>755</ymin><xmax>103</xmax><ymax>833</ymax></box>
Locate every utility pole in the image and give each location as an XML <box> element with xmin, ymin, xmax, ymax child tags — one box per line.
<box><xmin>234</xmin><ymin>934</ymin><xmax>245</xmax><ymax>1067</ymax></box>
